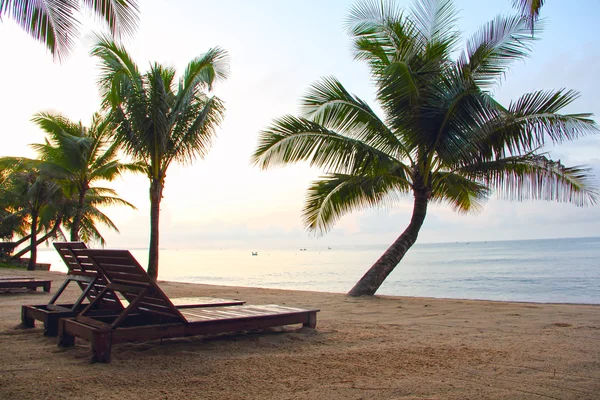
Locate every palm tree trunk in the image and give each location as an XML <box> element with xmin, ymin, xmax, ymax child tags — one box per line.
<box><xmin>13</xmin><ymin>234</ymin><xmax>31</xmax><ymax>247</ymax></box>
<box><xmin>28</xmin><ymin>210</ymin><xmax>38</xmax><ymax>271</ymax></box>
<box><xmin>12</xmin><ymin>216</ymin><xmax>63</xmax><ymax>260</ymax></box>
<box><xmin>70</xmin><ymin>188</ymin><xmax>87</xmax><ymax>241</ymax></box>
<box><xmin>147</xmin><ymin>179</ymin><xmax>163</xmax><ymax>280</ymax></box>
<box><xmin>348</xmin><ymin>189</ymin><xmax>429</xmax><ymax>296</ymax></box>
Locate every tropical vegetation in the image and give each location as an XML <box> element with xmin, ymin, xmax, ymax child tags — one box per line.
<box><xmin>252</xmin><ymin>0</ymin><xmax>598</xmax><ymax>296</ymax></box>
<box><xmin>0</xmin><ymin>0</ymin><xmax>139</xmax><ymax>61</ymax></box>
<box><xmin>0</xmin><ymin>112</ymin><xmax>137</xmax><ymax>268</ymax></box>
<box><xmin>91</xmin><ymin>36</ymin><xmax>230</xmax><ymax>279</ymax></box>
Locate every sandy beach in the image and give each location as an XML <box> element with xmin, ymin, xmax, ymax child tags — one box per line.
<box><xmin>1</xmin><ymin>269</ymin><xmax>599</xmax><ymax>400</ymax></box>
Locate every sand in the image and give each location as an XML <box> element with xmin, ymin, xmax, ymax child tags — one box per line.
<box><xmin>0</xmin><ymin>269</ymin><xmax>599</xmax><ymax>400</ymax></box>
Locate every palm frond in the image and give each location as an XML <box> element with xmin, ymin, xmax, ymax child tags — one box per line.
<box><xmin>478</xmin><ymin>89</ymin><xmax>599</xmax><ymax>157</ymax></box>
<box><xmin>303</xmin><ymin>172</ymin><xmax>411</xmax><ymax>234</ymax></box>
<box><xmin>168</xmin><ymin>95</ymin><xmax>226</xmax><ymax>166</ymax></box>
<box><xmin>0</xmin><ymin>0</ymin><xmax>79</xmax><ymax>61</ymax></box>
<box><xmin>409</xmin><ymin>0</ymin><xmax>459</xmax><ymax>52</ymax></box>
<box><xmin>301</xmin><ymin>76</ymin><xmax>410</xmax><ymax>160</ymax></box>
<box><xmin>511</xmin><ymin>0</ymin><xmax>544</xmax><ymax>29</ymax></box>
<box><xmin>91</xmin><ymin>34</ymin><xmax>142</xmax><ymax>108</ymax></box>
<box><xmin>430</xmin><ymin>170</ymin><xmax>489</xmax><ymax>213</ymax></box>
<box><xmin>460</xmin><ymin>154</ymin><xmax>597</xmax><ymax>206</ymax></box>
<box><xmin>253</xmin><ymin>115</ymin><xmax>406</xmax><ymax>176</ymax></box>
<box><xmin>458</xmin><ymin>14</ymin><xmax>539</xmax><ymax>89</ymax></box>
<box><xmin>80</xmin><ymin>0</ymin><xmax>139</xmax><ymax>39</ymax></box>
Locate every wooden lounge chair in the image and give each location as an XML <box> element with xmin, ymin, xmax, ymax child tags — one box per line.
<box><xmin>0</xmin><ymin>277</ymin><xmax>51</xmax><ymax>292</ymax></box>
<box><xmin>58</xmin><ymin>249</ymin><xmax>319</xmax><ymax>363</ymax></box>
<box><xmin>22</xmin><ymin>242</ymin><xmax>244</xmax><ymax>336</ymax></box>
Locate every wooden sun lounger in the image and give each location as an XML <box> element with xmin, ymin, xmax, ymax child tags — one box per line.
<box><xmin>0</xmin><ymin>278</ymin><xmax>51</xmax><ymax>292</ymax></box>
<box><xmin>58</xmin><ymin>249</ymin><xmax>319</xmax><ymax>363</ymax></box>
<box><xmin>22</xmin><ymin>243</ymin><xmax>245</xmax><ymax>336</ymax></box>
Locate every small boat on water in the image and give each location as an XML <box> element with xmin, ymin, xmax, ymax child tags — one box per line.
<box><xmin>251</xmin><ymin>252</ymin><xmax>258</xmax><ymax>256</ymax></box>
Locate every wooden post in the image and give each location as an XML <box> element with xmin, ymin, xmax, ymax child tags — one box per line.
<box><xmin>21</xmin><ymin>307</ymin><xmax>35</xmax><ymax>328</ymax></box>
<box><xmin>44</xmin><ymin>314</ymin><xmax>59</xmax><ymax>336</ymax></box>
<box><xmin>91</xmin><ymin>331</ymin><xmax>112</xmax><ymax>363</ymax></box>
<box><xmin>57</xmin><ymin>321</ymin><xmax>75</xmax><ymax>347</ymax></box>
<box><xmin>303</xmin><ymin>312</ymin><xmax>317</xmax><ymax>329</ymax></box>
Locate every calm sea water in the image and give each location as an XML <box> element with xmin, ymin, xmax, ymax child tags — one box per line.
<box><xmin>37</xmin><ymin>237</ymin><xmax>600</xmax><ymax>304</ymax></box>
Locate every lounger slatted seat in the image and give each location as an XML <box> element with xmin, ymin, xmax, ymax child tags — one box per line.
<box><xmin>22</xmin><ymin>243</ymin><xmax>245</xmax><ymax>336</ymax></box>
<box><xmin>58</xmin><ymin>249</ymin><xmax>319</xmax><ymax>363</ymax></box>
<box><xmin>0</xmin><ymin>278</ymin><xmax>51</xmax><ymax>292</ymax></box>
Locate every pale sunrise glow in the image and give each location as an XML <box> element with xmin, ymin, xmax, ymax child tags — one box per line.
<box><xmin>1</xmin><ymin>0</ymin><xmax>599</xmax><ymax>249</ymax></box>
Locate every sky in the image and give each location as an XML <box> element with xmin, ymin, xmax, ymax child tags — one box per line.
<box><xmin>1</xmin><ymin>0</ymin><xmax>600</xmax><ymax>250</ymax></box>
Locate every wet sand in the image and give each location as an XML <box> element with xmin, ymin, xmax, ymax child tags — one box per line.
<box><xmin>1</xmin><ymin>269</ymin><xmax>599</xmax><ymax>399</ymax></box>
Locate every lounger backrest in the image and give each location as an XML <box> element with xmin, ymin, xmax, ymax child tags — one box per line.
<box><xmin>53</xmin><ymin>242</ymin><xmax>122</xmax><ymax>309</ymax></box>
<box><xmin>53</xmin><ymin>242</ymin><xmax>89</xmax><ymax>275</ymax></box>
<box><xmin>78</xmin><ymin>249</ymin><xmax>185</xmax><ymax>323</ymax></box>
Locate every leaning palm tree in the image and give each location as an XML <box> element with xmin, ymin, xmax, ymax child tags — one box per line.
<box><xmin>28</xmin><ymin>111</ymin><xmax>142</xmax><ymax>241</ymax></box>
<box><xmin>0</xmin><ymin>168</ymin><xmax>64</xmax><ymax>269</ymax></box>
<box><xmin>0</xmin><ymin>0</ymin><xmax>139</xmax><ymax>61</ymax></box>
<box><xmin>92</xmin><ymin>36</ymin><xmax>229</xmax><ymax>279</ymax></box>
<box><xmin>252</xmin><ymin>0</ymin><xmax>598</xmax><ymax>296</ymax></box>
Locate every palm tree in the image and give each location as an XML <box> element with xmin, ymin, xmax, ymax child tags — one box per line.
<box><xmin>0</xmin><ymin>168</ymin><xmax>64</xmax><ymax>269</ymax></box>
<box><xmin>252</xmin><ymin>0</ymin><xmax>598</xmax><ymax>296</ymax></box>
<box><xmin>92</xmin><ymin>36</ymin><xmax>229</xmax><ymax>279</ymax></box>
<box><xmin>61</xmin><ymin>186</ymin><xmax>136</xmax><ymax>245</ymax></box>
<box><xmin>28</xmin><ymin>111</ymin><xmax>142</xmax><ymax>241</ymax></box>
<box><xmin>0</xmin><ymin>0</ymin><xmax>139</xmax><ymax>61</ymax></box>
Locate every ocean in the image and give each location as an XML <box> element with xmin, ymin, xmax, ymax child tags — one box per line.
<box><xmin>37</xmin><ymin>236</ymin><xmax>600</xmax><ymax>304</ymax></box>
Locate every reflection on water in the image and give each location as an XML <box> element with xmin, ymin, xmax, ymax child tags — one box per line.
<box><xmin>36</xmin><ymin>237</ymin><xmax>600</xmax><ymax>304</ymax></box>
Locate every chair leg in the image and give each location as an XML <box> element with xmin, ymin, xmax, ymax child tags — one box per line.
<box><xmin>21</xmin><ymin>308</ymin><xmax>35</xmax><ymax>328</ymax></box>
<box><xmin>58</xmin><ymin>322</ymin><xmax>75</xmax><ymax>347</ymax></box>
<box><xmin>43</xmin><ymin>314</ymin><xmax>59</xmax><ymax>336</ymax></box>
<box><xmin>303</xmin><ymin>312</ymin><xmax>317</xmax><ymax>329</ymax></box>
<box><xmin>91</xmin><ymin>331</ymin><xmax>112</xmax><ymax>363</ymax></box>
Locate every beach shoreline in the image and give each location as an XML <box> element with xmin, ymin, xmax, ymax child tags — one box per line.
<box><xmin>1</xmin><ymin>269</ymin><xmax>599</xmax><ymax>399</ymax></box>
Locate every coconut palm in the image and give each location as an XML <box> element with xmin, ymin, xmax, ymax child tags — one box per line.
<box><xmin>252</xmin><ymin>0</ymin><xmax>598</xmax><ymax>296</ymax></box>
<box><xmin>0</xmin><ymin>168</ymin><xmax>64</xmax><ymax>269</ymax></box>
<box><xmin>0</xmin><ymin>0</ymin><xmax>139</xmax><ymax>61</ymax></box>
<box><xmin>61</xmin><ymin>186</ymin><xmax>136</xmax><ymax>245</ymax></box>
<box><xmin>27</xmin><ymin>111</ymin><xmax>142</xmax><ymax>241</ymax></box>
<box><xmin>92</xmin><ymin>36</ymin><xmax>229</xmax><ymax>279</ymax></box>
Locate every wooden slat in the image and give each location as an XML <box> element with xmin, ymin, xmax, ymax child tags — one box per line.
<box><xmin>171</xmin><ymin>297</ymin><xmax>245</xmax><ymax>308</ymax></box>
<box><xmin>75</xmin><ymin>316</ymin><xmax>111</xmax><ymax>330</ymax></box>
<box><xmin>77</xmin><ymin>249</ymin><xmax>187</xmax><ymax>326</ymax></box>
<box><xmin>180</xmin><ymin>305</ymin><xmax>320</xmax><ymax>323</ymax></box>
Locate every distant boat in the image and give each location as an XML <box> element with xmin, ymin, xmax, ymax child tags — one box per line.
<box><xmin>251</xmin><ymin>252</ymin><xmax>258</xmax><ymax>256</ymax></box>
<box><xmin>328</xmin><ymin>247</ymin><xmax>332</xmax><ymax>250</ymax></box>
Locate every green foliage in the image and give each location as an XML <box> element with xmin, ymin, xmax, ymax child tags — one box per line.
<box><xmin>92</xmin><ymin>35</ymin><xmax>229</xmax><ymax>182</ymax></box>
<box><xmin>0</xmin><ymin>0</ymin><xmax>139</xmax><ymax>61</ymax></box>
<box><xmin>253</xmin><ymin>0</ymin><xmax>598</xmax><ymax>236</ymax></box>
<box><xmin>92</xmin><ymin>36</ymin><xmax>230</xmax><ymax>277</ymax></box>
<box><xmin>0</xmin><ymin>111</ymin><xmax>138</xmax><ymax>245</ymax></box>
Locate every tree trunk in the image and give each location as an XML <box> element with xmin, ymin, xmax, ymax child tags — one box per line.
<box><xmin>70</xmin><ymin>188</ymin><xmax>87</xmax><ymax>242</ymax></box>
<box><xmin>28</xmin><ymin>210</ymin><xmax>38</xmax><ymax>271</ymax></box>
<box><xmin>13</xmin><ymin>234</ymin><xmax>31</xmax><ymax>247</ymax></box>
<box><xmin>348</xmin><ymin>189</ymin><xmax>430</xmax><ymax>296</ymax></box>
<box><xmin>12</xmin><ymin>217</ymin><xmax>63</xmax><ymax>260</ymax></box>
<box><xmin>147</xmin><ymin>178</ymin><xmax>163</xmax><ymax>280</ymax></box>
